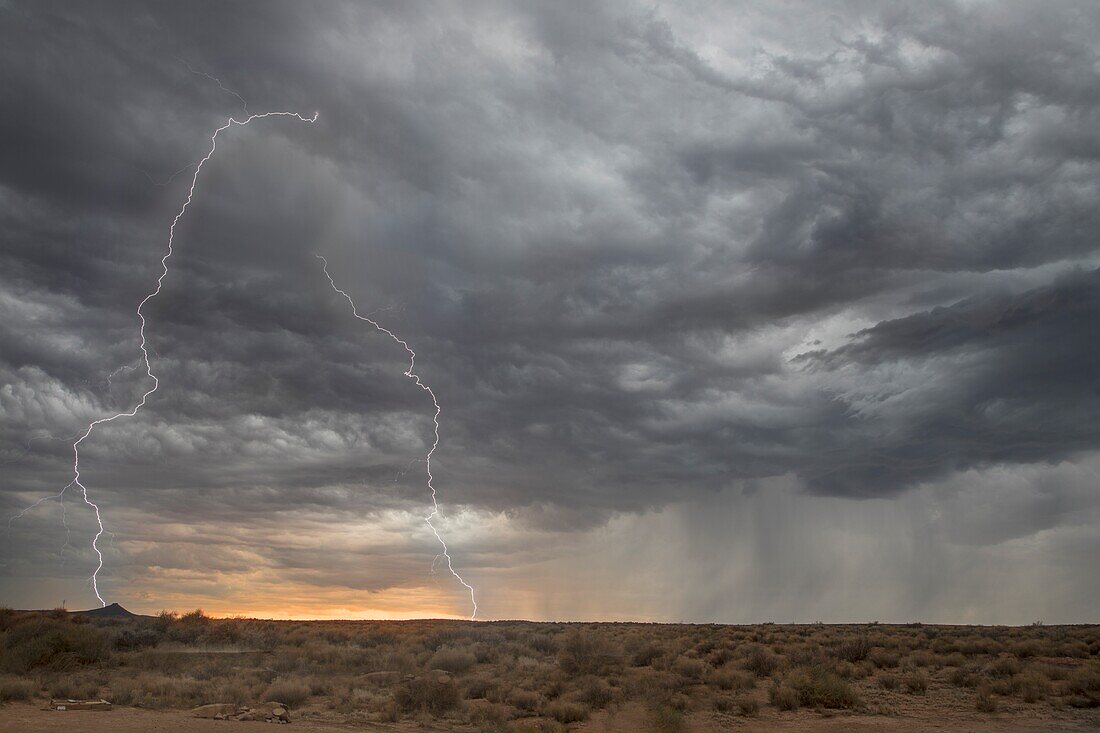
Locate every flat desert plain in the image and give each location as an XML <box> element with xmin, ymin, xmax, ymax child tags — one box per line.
<box><xmin>1</xmin><ymin>609</ymin><xmax>1099</xmax><ymax>732</ymax></box>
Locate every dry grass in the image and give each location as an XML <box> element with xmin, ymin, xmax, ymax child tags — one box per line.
<box><xmin>0</xmin><ymin>610</ymin><xmax>1098</xmax><ymax>729</ymax></box>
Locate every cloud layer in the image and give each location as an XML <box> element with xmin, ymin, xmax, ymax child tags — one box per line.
<box><xmin>2</xmin><ymin>0</ymin><xmax>1099</xmax><ymax>620</ymax></box>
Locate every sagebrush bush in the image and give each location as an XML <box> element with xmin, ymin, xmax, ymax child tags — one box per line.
<box><xmin>649</xmin><ymin>703</ymin><xmax>686</xmax><ymax>731</ymax></box>
<box><xmin>711</xmin><ymin>667</ymin><xmax>754</xmax><ymax>691</ymax></box>
<box><xmin>543</xmin><ymin>699</ymin><xmax>588</xmax><ymax>723</ymax></box>
<box><xmin>742</xmin><ymin>645</ymin><xmax>779</xmax><ymax>678</ymax></box>
<box><xmin>558</xmin><ymin>631</ymin><xmax>621</xmax><ymax>675</ymax></box>
<box><xmin>394</xmin><ymin>675</ymin><xmax>460</xmax><ymax>715</ymax></box>
<box><xmin>428</xmin><ymin>646</ymin><xmax>477</xmax><ymax>674</ymax></box>
<box><xmin>573</xmin><ymin>676</ymin><xmax>613</xmax><ymax>708</ymax></box>
<box><xmin>836</xmin><ymin>637</ymin><xmax>871</xmax><ymax>663</ymax></box>
<box><xmin>508</xmin><ymin>688</ymin><xmax>541</xmax><ymax>711</ymax></box>
<box><xmin>0</xmin><ymin>677</ymin><xmax>35</xmax><ymax>701</ymax></box>
<box><xmin>904</xmin><ymin>671</ymin><xmax>929</xmax><ymax>695</ymax></box>
<box><xmin>1017</xmin><ymin>670</ymin><xmax>1051</xmax><ymax>702</ymax></box>
<box><xmin>263</xmin><ymin>678</ymin><xmax>311</xmax><ymax>708</ymax></box>
<box><xmin>987</xmin><ymin>656</ymin><xmax>1022</xmax><ymax>678</ymax></box>
<box><xmin>788</xmin><ymin>667</ymin><xmax>860</xmax><ymax>709</ymax></box>
<box><xmin>736</xmin><ymin>695</ymin><xmax>760</xmax><ymax>715</ymax></box>
<box><xmin>769</xmin><ymin>682</ymin><xmax>800</xmax><ymax>710</ymax></box>
<box><xmin>672</xmin><ymin>655</ymin><xmax>706</xmax><ymax>680</ymax></box>
<box><xmin>869</xmin><ymin>649</ymin><xmax>899</xmax><ymax>670</ymax></box>
<box><xmin>1</xmin><ymin>617</ymin><xmax>110</xmax><ymax>673</ymax></box>
<box><xmin>976</xmin><ymin>684</ymin><xmax>998</xmax><ymax>712</ymax></box>
<box><xmin>49</xmin><ymin>676</ymin><xmax>101</xmax><ymax>700</ymax></box>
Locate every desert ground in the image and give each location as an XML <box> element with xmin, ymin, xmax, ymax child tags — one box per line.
<box><xmin>1</xmin><ymin>608</ymin><xmax>1099</xmax><ymax>732</ymax></box>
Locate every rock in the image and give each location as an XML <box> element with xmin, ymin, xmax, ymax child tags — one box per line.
<box><xmin>49</xmin><ymin>699</ymin><xmax>112</xmax><ymax>712</ymax></box>
<box><xmin>255</xmin><ymin>701</ymin><xmax>291</xmax><ymax>722</ymax></box>
<box><xmin>193</xmin><ymin>703</ymin><xmax>238</xmax><ymax>718</ymax></box>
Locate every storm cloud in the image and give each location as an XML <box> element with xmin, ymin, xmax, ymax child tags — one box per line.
<box><xmin>1</xmin><ymin>0</ymin><xmax>1099</xmax><ymax>621</ymax></box>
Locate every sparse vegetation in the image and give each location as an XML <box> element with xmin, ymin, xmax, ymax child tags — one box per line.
<box><xmin>263</xmin><ymin>678</ymin><xmax>311</xmax><ymax>708</ymax></box>
<box><xmin>0</xmin><ymin>610</ymin><xmax>1096</xmax><ymax>729</ymax></box>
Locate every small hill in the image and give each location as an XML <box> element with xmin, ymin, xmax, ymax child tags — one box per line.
<box><xmin>73</xmin><ymin>602</ymin><xmax>138</xmax><ymax>619</ymax></box>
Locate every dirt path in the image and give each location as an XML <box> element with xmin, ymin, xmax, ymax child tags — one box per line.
<box><xmin>0</xmin><ymin>704</ymin><xmax>373</xmax><ymax>733</ymax></box>
<box><xmin>3</xmin><ymin>703</ymin><xmax>1099</xmax><ymax>733</ymax></box>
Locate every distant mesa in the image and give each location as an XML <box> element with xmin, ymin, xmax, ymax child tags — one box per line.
<box><xmin>72</xmin><ymin>602</ymin><xmax>138</xmax><ymax>618</ymax></box>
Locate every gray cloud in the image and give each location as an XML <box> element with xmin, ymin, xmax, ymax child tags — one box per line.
<box><xmin>2</xmin><ymin>0</ymin><xmax>1099</xmax><ymax>619</ymax></box>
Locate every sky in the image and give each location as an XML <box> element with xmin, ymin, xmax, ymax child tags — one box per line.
<box><xmin>1</xmin><ymin>0</ymin><xmax>1099</xmax><ymax>623</ymax></box>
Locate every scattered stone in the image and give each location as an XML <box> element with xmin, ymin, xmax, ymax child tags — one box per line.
<box><xmin>193</xmin><ymin>702</ymin><xmax>290</xmax><ymax>723</ymax></box>
<box><xmin>49</xmin><ymin>698</ymin><xmax>112</xmax><ymax>712</ymax></box>
<box><xmin>193</xmin><ymin>703</ymin><xmax>238</xmax><ymax>718</ymax></box>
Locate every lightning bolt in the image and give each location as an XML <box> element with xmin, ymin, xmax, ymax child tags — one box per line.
<box><xmin>317</xmin><ymin>255</ymin><xmax>478</xmax><ymax>620</ymax></box>
<box><xmin>9</xmin><ymin>109</ymin><xmax>317</xmax><ymax>606</ymax></box>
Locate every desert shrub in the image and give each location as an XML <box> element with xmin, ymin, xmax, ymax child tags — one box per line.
<box><xmin>1012</xmin><ymin>640</ymin><xmax>1044</xmax><ymax>659</ymax></box>
<box><xmin>648</xmin><ymin>703</ymin><xmax>685</xmax><ymax>731</ymax></box>
<box><xmin>672</xmin><ymin>655</ymin><xmax>705</xmax><ymax>681</ymax></box>
<box><xmin>466</xmin><ymin>698</ymin><xmax>510</xmax><ymax>725</ymax></box>
<box><xmin>263</xmin><ymin>678</ymin><xmax>311</xmax><ymax>708</ymax></box>
<box><xmin>429</xmin><ymin>646</ymin><xmax>477</xmax><ymax>674</ymax></box>
<box><xmin>1016</xmin><ymin>671</ymin><xmax>1051</xmax><ymax>703</ymax></box>
<box><xmin>0</xmin><ymin>677</ymin><xmax>35</xmax><ymax>701</ymax></box>
<box><xmin>788</xmin><ymin>667</ymin><xmax>859</xmax><ymax>709</ymax></box>
<box><xmin>1</xmin><ymin>617</ymin><xmax>110</xmax><ymax>673</ymax></box>
<box><xmin>903</xmin><ymin>671</ymin><xmax>929</xmax><ymax>695</ymax></box>
<box><xmin>1064</xmin><ymin>664</ymin><xmax>1100</xmax><ymax>695</ymax></box>
<box><xmin>629</xmin><ymin>641</ymin><xmax>666</xmax><ymax>667</ymax></box>
<box><xmin>769</xmin><ymin>682</ymin><xmax>800</xmax><ymax>710</ymax></box>
<box><xmin>878</xmin><ymin>674</ymin><xmax>899</xmax><ymax>690</ymax></box>
<box><xmin>543</xmin><ymin>700</ymin><xmax>588</xmax><ymax>723</ymax></box>
<box><xmin>558</xmin><ymin>631</ymin><xmax>621</xmax><ymax>675</ymax></box>
<box><xmin>508</xmin><ymin>720</ymin><xmax>568</xmax><ymax>733</ymax></box>
<box><xmin>394</xmin><ymin>674</ymin><xmax>461</xmax><ymax>716</ymax></box>
<box><xmin>574</xmin><ymin>676</ymin><xmax>613</xmax><ymax>708</ymax></box>
<box><xmin>742</xmin><ymin>645</ymin><xmax>779</xmax><ymax>678</ymax></box>
<box><xmin>528</xmin><ymin>634</ymin><xmax>558</xmax><ymax>656</ymax></box>
<box><xmin>201</xmin><ymin>621</ymin><xmax>243</xmax><ymax>646</ymax></box>
<box><xmin>907</xmin><ymin>650</ymin><xmax>935</xmax><ymax>668</ymax></box>
<box><xmin>736</xmin><ymin>695</ymin><xmax>760</xmax><ymax>715</ymax></box>
<box><xmin>987</xmin><ymin>656</ymin><xmax>1022</xmax><ymax>678</ymax></box>
<box><xmin>975</xmin><ymin>684</ymin><xmax>998</xmax><ymax>712</ymax></box>
<box><xmin>49</xmin><ymin>676</ymin><xmax>101</xmax><ymax>699</ymax></box>
<box><xmin>508</xmin><ymin>687</ymin><xmax>541</xmax><ymax>712</ymax></box>
<box><xmin>1036</xmin><ymin>663</ymin><xmax>1069</xmax><ymax>681</ymax></box>
<box><xmin>786</xmin><ymin>644</ymin><xmax>824</xmax><ymax>667</ymax></box>
<box><xmin>869</xmin><ymin>649</ymin><xmax>899</xmax><ymax>668</ymax></box>
<box><xmin>464</xmin><ymin>675</ymin><xmax>496</xmax><ymax>699</ymax></box>
<box><xmin>112</xmin><ymin>624</ymin><xmax>164</xmax><ymax>652</ymax></box>
<box><xmin>836</xmin><ymin>637</ymin><xmax>871</xmax><ymax>663</ymax></box>
<box><xmin>710</xmin><ymin>667</ymin><xmax>754</xmax><ymax>691</ymax></box>
<box><xmin>708</xmin><ymin>646</ymin><xmax>735</xmax><ymax>666</ymax></box>
<box><xmin>948</xmin><ymin>667</ymin><xmax>979</xmax><ymax>688</ymax></box>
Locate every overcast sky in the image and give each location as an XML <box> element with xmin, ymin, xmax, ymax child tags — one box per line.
<box><xmin>2</xmin><ymin>0</ymin><xmax>1099</xmax><ymax>622</ymax></box>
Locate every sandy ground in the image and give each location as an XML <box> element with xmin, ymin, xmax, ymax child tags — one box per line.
<box><xmin>3</xmin><ymin>702</ymin><xmax>1099</xmax><ymax>733</ymax></box>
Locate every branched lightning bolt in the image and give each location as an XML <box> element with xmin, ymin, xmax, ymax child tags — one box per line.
<box><xmin>9</xmin><ymin>109</ymin><xmax>317</xmax><ymax>606</ymax></box>
<box><xmin>317</xmin><ymin>255</ymin><xmax>478</xmax><ymax>620</ymax></box>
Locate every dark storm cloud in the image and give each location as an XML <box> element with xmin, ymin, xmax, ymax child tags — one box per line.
<box><xmin>797</xmin><ymin>267</ymin><xmax>1100</xmax><ymax>494</ymax></box>
<box><xmin>2</xmin><ymin>0</ymin><xmax>1100</xmax><ymax>615</ymax></box>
